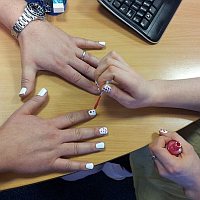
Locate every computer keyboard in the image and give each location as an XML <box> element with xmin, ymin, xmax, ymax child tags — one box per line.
<box><xmin>98</xmin><ymin>0</ymin><xmax>182</xmax><ymax>43</ymax></box>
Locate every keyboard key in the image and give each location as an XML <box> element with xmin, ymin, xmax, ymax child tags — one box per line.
<box><xmin>137</xmin><ymin>10</ymin><xmax>145</xmax><ymax>17</ymax></box>
<box><xmin>124</xmin><ymin>0</ymin><xmax>133</xmax><ymax>6</ymax></box>
<box><xmin>113</xmin><ymin>0</ymin><xmax>121</xmax><ymax>8</ymax></box>
<box><xmin>120</xmin><ymin>4</ymin><xmax>129</xmax><ymax>14</ymax></box>
<box><xmin>135</xmin><ymin>0</ymin><xmax>143</xmax><ymax>5</ymax></box>
<box><xmin>143</xmin><ymin>1</ymin><xmax>151</xmax><ymax>7</ymax></box>
<box><xmin>140</xmin><ymin>6</ymin><xmax>148</xmax><ymax>12</ymax></box>
<box><xmin>140</xmin><ymin>18</ymin><xmax>149</xmax><ymax>29</ymax></box>
<box><xmin>131</xmin><ymin>3</ymin><xmax>140</xmax><ymax>10</ymax></box>
<box><xmin>126</xmin><ymin>9</ymin><xmax>136</xmax><ymax>18</ymax></box>
<box><xmin>153</xmin><ymin>0</ymin><xmax>163</xmax><ymax>9</ymax></box>
<box><xmin>145</xmin><ymin>12</ymin><xmax>153</xmax><ymax>21</ymax></box>
<box><xmin>149</xmin><ymin>5</ymin><xmax>156</xmax><ymax>15</ymax></box>
<box><xmin>133</xmin><ymin>16</ymin><xmax>141</xmax><ymax>23</ymax></box>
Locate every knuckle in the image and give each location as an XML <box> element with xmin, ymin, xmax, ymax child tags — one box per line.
<box><xmin>31</xmin><ymin>96</ymin><xmax>42</xmax><ymax>103</ymax></box>
<box><xmin>65</xmin><ymin>160</ymin><xmax>72</xmax><ymax>171</ymax></box>
<box><xmin>74</xmin><ymin>128</ymin><xmax>83</xmax><ymax>141</ymax></box>
<box><xmin>72</xmin><ymin>143</ymin><xmax>80</xmax><ymax>155</ymax></box>
<box><xmin>71</xmin><ymin>72</ymin><xmax>82</xmax><ymax>84</ymax></box>
<box><xmin>109</xmin><ymin>51</ymin><xmax>117</xmax><ymax>58</ymax></box>
<box><xmin>107</xmin><ymin>65</ymin><xmax>116</xmax><ymax>73</ymax></box>
<box><xmin>66</xmin><ymin>112</ymin><xmax>76</xmax><ymax>125</ymax></box>
<box><xmin>83</xmin><ymin>65</ymin><xmax>91</xmax><ymax>75</ymax></box>
<box><xmin>21</xmin><ymin>77</ymin><xmax>32</xmax><ymax>85</ymax></box>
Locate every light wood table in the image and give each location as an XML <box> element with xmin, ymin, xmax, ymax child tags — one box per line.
<box><xmin>0</xmin><ymin>0</ymin><xmax>200</xmax><ymax>190</ymax></box>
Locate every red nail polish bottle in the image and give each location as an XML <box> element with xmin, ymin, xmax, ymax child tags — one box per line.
<box><xmin>166</xmin><ymin>140</ymin><xmax>182</xmax><ymax>156</ymax></box>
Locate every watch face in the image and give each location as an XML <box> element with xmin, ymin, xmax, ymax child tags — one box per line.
<box><xmin>27</xmin><ymin>3</ymin><xmax>45</xmax><ymax>17</ymax></box>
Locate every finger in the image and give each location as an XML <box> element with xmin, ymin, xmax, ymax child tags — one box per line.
<box><xmin>60</xmin><ymin>127</ymin><xmax>108</xmax><ymax>143</ymax></box>
<box><xmin>149</xmin><ymin>137</ymin><xmax>180</xmax><ymax>169</ymax></box>
<box><xmin>154</xmin><ymin>159</ymin><xmax>169</xmax><ymax>178</ymax></box>
<box><xmin>16</xmin><ymin>88</ymin><xmax>48</xmax><ymax>115</ymax></box>
<box><xmin>50</xmin><ymin>109</ymin><xmax>97</xmax><ymax>129</ymax></box>
<box><xmin>69</xmin><ymin>57</ymin><xmax>96</xmax><ymax>80</ymax></box>
<box><xmin>53</xmin><ymin>158</ymin><xmax>94</xmax><ymax>172</ymax></box>
<box><xmin>55</xmin><ymin>64</ymin><xmax>99</xmax><ymax>94</ymax></box>
<box><xmin>73</xmin><ymin>37</ymin><xmax>106</xmax><ymax>50</ymax></box>
<box><xmin>76</xmin><ymin>49</ymin><xmax>99</xmax><ymax>68</ymax></box>
<box><xmin>58</xmin><ymin>142</ymin><xmax>105</xmax><ymax>157</ymax></box>
<box><xmin>19</xmin><ymin>65</ymin><xmax>37</xmax><ymax>98</ymax></box>
<box><xmin>101</xmin><ymin>83</ymin><xmax>134</xmax><ymax>108</ymax></box>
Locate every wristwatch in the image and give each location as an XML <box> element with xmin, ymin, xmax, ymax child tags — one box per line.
<box><xmin>11</xmin><ymin>2</ymin><xmax>46</xmax><ymax>38</ymax></box>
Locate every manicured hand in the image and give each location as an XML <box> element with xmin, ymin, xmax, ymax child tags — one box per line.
<box><xmin>149</xmin><ymin>130</ymin><xmax>200</xmax><ymax>199</ymax></box>
<box><xmin>95</xmin><ymin>51</ymin><xmax>155</xmax><ymax>108</ymax></box>
<box><xmin>18</xmin><ymin>20</ymin><xmax>106</xmax><ymax>97</ymax></box>
<box><xmin>0</xmin><ymin>88</ymin><xmax>108</xmax><ymax>174</ymax></box>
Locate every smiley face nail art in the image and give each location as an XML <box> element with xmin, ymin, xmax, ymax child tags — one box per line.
<box><xmin>102</xmin><ymin>84</ymin><xmax>112</xmax><ymax>93</ymax></box>
<box><xmin>99</xmin><ymin>127</ymin><xmax>108</xmax><ymax>135</ymax></box>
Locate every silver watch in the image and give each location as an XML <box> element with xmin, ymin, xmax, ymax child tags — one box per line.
<box><xmin>11</xmin><ymin>2</ymin><xmax>45</xmax><ymax>38</ymax></box>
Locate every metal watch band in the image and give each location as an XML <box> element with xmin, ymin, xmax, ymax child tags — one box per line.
<box><xmin>11</xmin><ymin>3</ymin><xmax>45</xmax><ymax>39</ymax></box>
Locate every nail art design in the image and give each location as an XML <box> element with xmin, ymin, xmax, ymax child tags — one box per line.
<box><xmin>98</xmin><ymin>41</ymin><xmax>106</xmax><ymax>47</ymax></box>
<box><xmin>96</xmin><ymin>142</ymin><xmax>105</xmax><ymax>149</ymax></box>
<box><xmin>86</xmin><ymin>163</ymin><xmax>94</xmax><ymax>170</ymax></box>
<box><xmin>19</xmin><ymin>87</ymin><xmax>27</xmax><ymax>96</ymax></box>
<box><xmin>99</xmin><ymin>127</ymin><xmax>108</xmax><ymax>135</ymax></box>
<box><xmin>159</xmin><ymin>129</ymin><xmax>168</xmax><ymax>134</ymax></box>
<box><xmin>102</xmin><ymin>84</ymin><xmax>112</xmax><ymax>93</ymax></box>
<box><xmin>88</xmin><ymin>109</ymin><xmax>97</xmax><ymax>116</ymax></box>
<box><xmin>37</xmin><ymin>88</ymin><xmax>48</xmax><ymax>97</ymax></box>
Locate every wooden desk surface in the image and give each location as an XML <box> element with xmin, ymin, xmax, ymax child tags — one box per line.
<box><xmin>0</xmin><ymin>0</ymin><xmax>200</xmax><ymax>190</ymax></box>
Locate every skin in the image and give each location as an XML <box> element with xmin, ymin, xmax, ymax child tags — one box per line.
<box><xmin>95</xmin><ymin>51</ymin><xmax>200</xmax><ymax>111</ymax></box>
<box><xmin>95</xmin><ymin>52</ymin><xmax>200</xmax><ymax>199</ymax></box>
<box><xmin>0</xmin><ymin>90</ymin><xmax>106</xmax><ymax>174</ymax></box>
<box><xmin>0</xmin><ymin>0</ymin><xmax>105</xmax><ymax>96</ymax></box>
<box><xmin>149</xmin><ymin>131</ymin><xmax>200</xmax><ymax>200</ymax></box>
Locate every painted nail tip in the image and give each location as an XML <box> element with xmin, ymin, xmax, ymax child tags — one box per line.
<box><xmin>99</xmin><ymin>127</ymin><xmax>108</xmax><ymax>135</ymax></box>
<box><xmin>98</xmin><ymin>41</ymin><xmax>106</xmax><ymax>46</ymax></box>
<box><xmin>19</xmin><ymin>87</ymin><xmax>27</xmax><ymax>95</ymax></box>
<box><xmin>37</xmin><ymin>88</ymin><xmax>48</xmax><ymax>97</ymax></box>
<box><xmin>88</xmin><ymin>109</ymin><xmax>97</xmax><ymax>116</ymax></box>
<box><xmin>86</xmin><ymin>163</ymin><xmax>94</xmax><ymax>170</ymax></box>
<box><xmin>96</xmin><ymin>142</ymin><xmax>105</xmax><ymax>149</ymax></box>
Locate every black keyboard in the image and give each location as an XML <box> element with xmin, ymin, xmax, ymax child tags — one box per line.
<box><xmin>98</xmin><ymin>0</ymin><xmax>181</xmax><ymax>43</ymax></box>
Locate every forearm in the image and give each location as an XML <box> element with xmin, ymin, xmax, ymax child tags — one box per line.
<box><xmin>0</xmin><ymin>0</ymin><xmax>26</xmax><ymax>31</ymax></box>
<box><xmin>150</xmin><ymin>78</ymin><xmax>200</xmax><ymax>112</ymax></box>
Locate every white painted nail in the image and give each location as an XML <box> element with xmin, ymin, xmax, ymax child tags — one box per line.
<box><xmin>88</xmin><ymin>109</ymin><xmax>97</xmax><ymax>117</ymax></box>
<box><xmin>37</xmin><ymin>88</ymin><xmax>48</xmax><ymax>97</ymax></box>
<box><xmin>102</xmin><ymin>84</ymin><xmax>112</xmax><ymax>93</ymax></box>
<box><xmin>98</xmin><ymin>41</ymin><xmax>106</xmax><ymax>47</ymax></box>
<box><xmin>96</xmin><ymin>142</ymin><xmax>105</xmax><ymax>149</ymax></box>
<box><xmin>99</xmin><ymin>127</ymin><xmax>108</xmax><ymax>135</ymax></box>
<box><xmin>159</xmin><ymin>129</ymin><xmax>168</xmax><ymax>134</ymax></box>
<box><xmin>19</xmin><ymin>87</ymin><xmax>27</xmax><ymax>96</ymax></box>
<box><xmin>86</xmin><ymin>163</ymin><xmax>94</xmax><ymax>170</ymax></box>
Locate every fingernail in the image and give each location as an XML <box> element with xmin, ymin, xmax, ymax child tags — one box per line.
<box><xmin>99</xmin><ymin>127</ymin><xmax>108</xmax><ymax>135</ymax></box>
<box><xmin>86</xmin><ymin>163</ymin><xmax>94</xmax><ymax>170</ymax></box>
<box><xmin>159</xmin><ymin>129</ymin><xmax>168</xmax><ymax>134</ymax></box>
<box><xmin>19</xmin><ymin>87</ymin><xmax>27</xmax><ymax>96</ymax></box>
<box><xmin>98</xmin><ymin>41</ymin><xmax>106</xmax><ymax>47</ymax></box>
<box><xmin>88</xmin><ymin>109</ymin><xmax>97</xmax><ymax>117</ymax></box>
<box><xmin>96</xmin><ymin>142</ymin><xmax>105</xmax><ymax>149</ymax></box>
<box><xmin>37</xmin><ymin>88</ymin><xmax>48</xmax><ymax>97</ymax></box>
<box><xmin>102</xmin><ymin>84</ymin><xmax>112</xmax><ymax>93</ymax></box>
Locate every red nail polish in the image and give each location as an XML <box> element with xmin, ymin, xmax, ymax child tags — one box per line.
<box><xmin>166</xmin><ymin>140</ymin><xmax>182</xmax><ymax>156</ymax></box>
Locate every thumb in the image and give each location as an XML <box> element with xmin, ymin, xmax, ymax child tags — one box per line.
<box><xmin>19</xmin><ymin>66</ymin><xmax>37</xmax><ymax>98</ymax></box>
<box><xmin>16</xmin><ymin>88</ymin><xmax>48</xmax><ymax>115</ymax></box>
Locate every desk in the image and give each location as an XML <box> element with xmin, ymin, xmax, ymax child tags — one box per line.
<box><xmin>0</xmin><ymin>0</ymin><xmax>200</xmax><ymax>190</ymax></box>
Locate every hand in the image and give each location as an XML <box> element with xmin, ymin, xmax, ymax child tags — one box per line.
<box><xmin>95</xmin><ymin>51</ymin><xmax>156</xmax><ymax>108</ymax></box>
<box><xmin>149</xmin><ymin>130</ymin><xmax>200</xmax><ymax>199</ymax></box>
<box><xmin>18</xmin><ymin>20</ymin><xmax>106</xmax><ymax>97</ymax></box>
<box><xmin>0</xmin><ymin>88</ymin><xmax>107</xmax><ymax>174</ymax></box>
